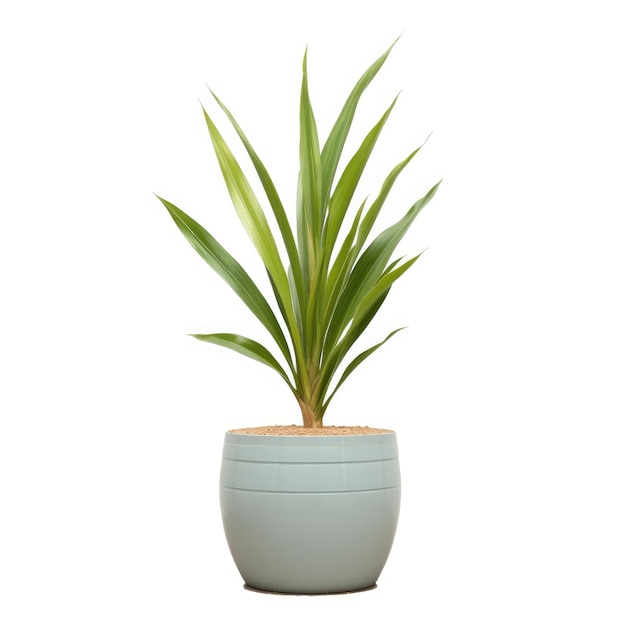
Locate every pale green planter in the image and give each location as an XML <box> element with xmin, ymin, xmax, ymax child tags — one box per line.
<box><xmin>219</xmin><ymin>431</ymin><xmax>401</xmax><ymax>594</ymax></box>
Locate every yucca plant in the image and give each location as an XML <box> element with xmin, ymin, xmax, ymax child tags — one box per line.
<box><xmin>157</xmin><ymin>41</ymin><xmax>440</xmax><ymax>428</ymax></box>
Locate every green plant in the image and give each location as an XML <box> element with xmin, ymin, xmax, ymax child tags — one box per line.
<box><xmin>157</xmin><ymin>41</ymin><xmax>440</xmax><ymax>428</ymax></box>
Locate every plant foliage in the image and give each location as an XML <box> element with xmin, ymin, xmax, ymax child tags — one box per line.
<box><xmin>157</xmin><ymin>41</ymin><xmax>440</xmax><ymax>427</ymax></box>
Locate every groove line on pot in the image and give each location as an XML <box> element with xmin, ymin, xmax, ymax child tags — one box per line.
<box><xmin>221</xmin><ymin>457</ymin><xmax>398</xmax><ymax>464</ymax></box>
<box><xmin>221</xmin><ymin>485</ymin><xmax>400</xmax><ymax>495</ymax></box>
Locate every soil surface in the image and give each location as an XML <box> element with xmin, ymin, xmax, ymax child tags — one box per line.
<box><xmin>229</xmin><ymin>425</ymin><xmax>394</xmax><ymax>436</ymax></box>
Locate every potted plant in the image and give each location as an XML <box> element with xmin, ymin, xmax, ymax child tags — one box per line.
<box><xmin>157</xmin><ymin>39</ymin><xmax>440</xmax><ymax>594</ymax></box>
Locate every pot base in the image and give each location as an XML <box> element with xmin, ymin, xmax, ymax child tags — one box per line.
<box><xmin>243</xmin><ymin>583</ymin><xmax>378</xmax><ymax>596</ymax></box>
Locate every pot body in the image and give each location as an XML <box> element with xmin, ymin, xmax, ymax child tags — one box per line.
<box><xmin>219</xmin><ymin>431</ymin><xmax>401</xmax><ymax>594</ymax></box>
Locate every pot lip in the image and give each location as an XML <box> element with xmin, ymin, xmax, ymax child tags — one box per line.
<box><xmin>224</xmin><ymin>426</ymin><xmax>397</xmax><ymax>439</ymax></box>
<box><xmin>222</xmin><ymin>429</ymin><xmax>399</xmax><ymax>461</ymax></box>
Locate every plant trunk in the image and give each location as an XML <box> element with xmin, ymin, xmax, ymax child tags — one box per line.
<box><xmin>298</xmin><ymin>399</ymin><xmax>323</xmax><ymax>428</ymax></box>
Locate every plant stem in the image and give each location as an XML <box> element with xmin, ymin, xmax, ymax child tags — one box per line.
<box><xmin>298</xmin><ymin>398</ymin><xmax>322</xmax><ymax>428</ymax></box>
<box><xmin>298</xmin><ymin>361</ymin><xmax>324</xmax><ymax>427</ymax></box>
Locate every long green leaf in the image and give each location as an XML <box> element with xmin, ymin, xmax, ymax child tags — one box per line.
<box><xmin>201</xmin><ymin>106</ymin><xmax>308</xmax><ymax>383</ymax></box>
<box><xmin>323</xmin><ymin>146</ymin><xmax>423</xmax><ymax>332</ymax></box>
<box><xmin>192</xmin><ymin>333</ymin><xmax>295</xmax><ymax>391</ymax></box>
<box><xmin>318</xmin><ymin>254</ymin><xmax>420</xmax><ymax>401</ymax></box>
<box><xmin>209</xmin><ymin>91</ymin><xmax>306</xmax><ymax>313</ymax></box>
<box><xmin>158</xmin><ymin>39</ymin><xmax>441</xmax><ymax>426</ymax></box>
<box><xmin>356</xmin><ymin>143</ymin><xmax>427</xmax><ymax>250</ymax></box>
<box><xmin>297</xmin><ymin>49</ymin><xmax>323</xmax><ymax>291</ymax></box>
<box><xmin>202</xmin><ymin>107</ymin><xmax>288</xmax><ymax>295</ymax></box>
<box><xmin>156</xmin><ymin>195</ymin><xmax>294</xmax><ymax>373</ymax></box>
<box><xmin>325</xmin><ymin>198</ymin><xmax>367</xmax><ymax>315</ymax></box>
<box><xmin>320</xmin><ymin>38</ymin><xmax>399</xmax><ymax>208</ymax></box>
<box><xmin>323</xmin><ymin>96</ymin><xmax>398</xmax><ymax>258</ymax></box>
<box><xmin>324</xmin><ymin>180</ymin><xmax>441</xmax><ymax>353</ymax></box>
<box><xmin>318</xmin><ymin>287</ymin><xmax>391</xmax><ymax>404</ymax></box>
<box><xmin>352</xmin><ymin>253</ymin><xmax>423</xmax><ymax>324</ymax></box>
<box><xmin>322</xmin><ymin>327</ymin><xmax>405</xmax><ymax>413</ymax></box>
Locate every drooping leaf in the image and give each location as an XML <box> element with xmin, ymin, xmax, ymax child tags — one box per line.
<box><xmin>192</xmin><ymin>333</ymin><xmax>295</xmax><ymax>391</ymax></box>
<box><xmin>157</xmin><ymin>195</ymin><xmax>294</xmax><ymax>373</ymax></box>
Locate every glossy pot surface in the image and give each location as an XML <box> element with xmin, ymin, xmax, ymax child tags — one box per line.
<box><xmin>220</xmin><ymin>431</ymin><xmax>401</xmax><ymax>594</ymax></box>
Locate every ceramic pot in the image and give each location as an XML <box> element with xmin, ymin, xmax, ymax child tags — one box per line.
<box><xmin>219</xmin><ymin>431</ymin><xmax>401</xmax><ymax>594</ymax></box>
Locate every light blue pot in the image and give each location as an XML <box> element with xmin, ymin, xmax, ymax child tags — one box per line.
<box><xmin>219</xmin><ymin>431</ymin><xmax>401</xmax><ymax>594</ymax></box>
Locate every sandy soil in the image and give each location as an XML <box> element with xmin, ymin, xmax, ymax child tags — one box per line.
<box><xmin>228</xmin><ymin>425</ymin><xmax>394</xmax><ymax>436</ymax></box>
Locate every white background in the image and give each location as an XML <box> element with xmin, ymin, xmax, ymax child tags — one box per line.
<box><xmin>1</xmin><ymin>1</ymin><xmax>625</xmax><ymax>624</ymax></box>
